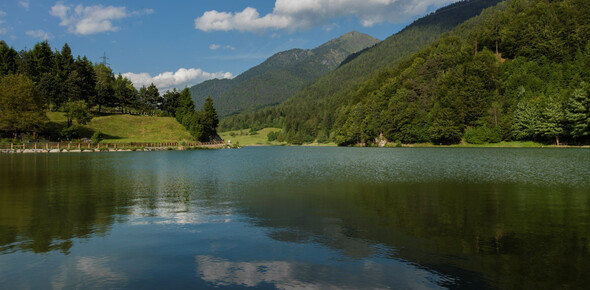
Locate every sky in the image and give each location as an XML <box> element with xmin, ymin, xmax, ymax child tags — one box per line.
<box><xmin>0</xmin><ymin>0</ymin><xmax>456</xmax><ymax>91</ymax></box>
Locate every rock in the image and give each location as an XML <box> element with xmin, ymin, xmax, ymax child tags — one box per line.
<box><xmin>82</xmin><ymin>149</ymin><xmax>93</xmax><ymax>153</ymax></box>
<box><xmin>49</xmin><ymin>149</ymin><xmax>60</xmax><ymax>153</ymax></box>
<box><xmin>70</xmin><ymin>149</ymin><xmax>81</xmax><ymax>152</ymax></box>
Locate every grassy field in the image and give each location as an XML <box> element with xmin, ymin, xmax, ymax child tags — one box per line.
<box><xmin>46</xmin><ymin>112</ymin><xmax>193</xmax><ymax>143</ymax></box>
<box><xmin>219</xmin><ymin>128</ymin><xmax>338</xmax><ymax>146</ymax></box>
<box><xmin>219</xmin><ymin>128</ymin><xmax>284</xmax><ymax>146</ymax></box>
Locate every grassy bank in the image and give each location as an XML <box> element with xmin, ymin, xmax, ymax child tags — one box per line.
<box><xmin>219</xmin><ymin>128</ymin><xmax>284</xmax><ymax>146</ymax></box>
<box><xmin>46</xmin><ymin>112</ymin><xmax>193</xmax><ymax>143</ymax></box>
<box><xmin>219</xmin><ymin>128</ymin><xmax>338</xmax><ymax>146</ymax></box>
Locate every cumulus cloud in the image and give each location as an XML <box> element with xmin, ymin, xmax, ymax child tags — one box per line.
<box><xmin>26</xmin><ymin>29</ymin><xmax>53</xmax><ymax>40</ymax></box>
<box><xmin>49</xmin><ymin>2</ymin><xmax>152</xmax><ymax>35</ymax></box>
<box><xmin>123</xmin><ymin>68</ymin><xmax>233</xmax><ymax>92</ymax></box>
<box><xmin>195</xmin><ymin>0</ymin><xmax>454</xmax><ymax>33</ymax></box>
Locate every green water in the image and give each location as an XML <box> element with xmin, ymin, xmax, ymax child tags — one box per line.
<box><xmin>1</xmin><ymin>147</ymin><xmax>589</xmax><ymax>289</ymax></box>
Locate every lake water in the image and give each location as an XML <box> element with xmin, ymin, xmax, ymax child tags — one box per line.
<box><xmin>1</xmin><ymin>147</ymin><xmax>589</xmax><ymax>289</ymax></box>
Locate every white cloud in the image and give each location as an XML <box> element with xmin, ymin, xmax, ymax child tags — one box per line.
<box><xmin>49</xmin><ymin>2</ymin><xmax>153</xmax><ymax>35</ymax></box>
<box><xmin>123</xmin><ymin>68</ymin><xmax>233</xmax><ymax>92</ymax></box>
<box><xmin>195</xmin><ymin>0</ymin><xmax>455</xmax><ymax>33</ymax></box>
<box><xmin>26</xmin><ymin>29</ymin><xmax>53</xmax><ymax>40</ymax></box>
<box><xmin>209</xmin><ymin>44</ymin><xmax>236</xmax><ymax>51</ymax></box>
<box><xmin>19</xmin><ymin>1</ymin><xmax>30</xmax><ymax>10</ymax></box>
<box><xmin>0</xmin><ymin>10</ymin><xmax>6</xmax><ymax>24</ymax></box>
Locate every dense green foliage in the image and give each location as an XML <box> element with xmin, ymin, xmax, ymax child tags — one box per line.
<box><xmin>175</xmin><ymin>89</ymin><xmax>219</xmax><ymax>142</ymax></box>
<box><xmin>219</xmin><ymin>0</ymin><xmax>502</xmax><ymax>144</ymax></box>
<box><xmin>0</xmin><ymin>40</ymin><xmax>217</xmax><ymax>141</ymax></box>
<box><xmin>190</xmin><ymin>31</ymin><xmax>380</xmax><ymax>116</ymax></box>
<box><xmin>221</xmin><ymin>0</ymin><xmax>590</xmax><ymax>146</ymax></box>
<box><xmin>0</xmin><ymin>74</ymin><xmax>47</xmax><ymax>134</ymax></box>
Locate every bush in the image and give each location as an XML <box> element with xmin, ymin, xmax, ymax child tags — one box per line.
<box><xmin>91</xmin><ymin>131</ymin><xmax>103</xmax><ymax>144</ymax></box>
<box><xmin>60</xmin><ymin>126</ymin><xmax>80</xmax><ymax>140</ymax></box>
<box><xmin>464</xmin><ymin>125</ymin><xmax>502</xmax><ymax>144</ymax></box>
<box><xmin>267</xmin><ymin>130</ymin><xmax>282</xmax><ymax>142</ymax></box>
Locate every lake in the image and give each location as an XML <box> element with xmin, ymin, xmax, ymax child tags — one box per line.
<box><xmin>1</xmin><ymin>147</ymin><xmax>589</xmax><ymax>289</ymax></box>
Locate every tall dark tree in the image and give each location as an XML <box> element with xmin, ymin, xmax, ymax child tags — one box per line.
<box><xmin>93</xmin><ymin>63</ymin><xmax>115</xmax><ymax>112</ymax></box>
<box><xmin>73</xmin><ymin>56</ymin><xmax>96</xmax><ymax>103</ymax></box>
<box><xmin>30</xmin><ymin>41</ymin><xmax>54</xmax><ymax>82</ymax></box>
<box><xmin>113</xmin><ymin>74</ymin><xmax>137</xmax><ymax>113</ymax></box>
<box><xmin>201</xmin><ymin>96</ymin><xmax>219</xmax><ymax>140</ymax></box>
<box><xmin>0</xmin><ymin>41</ymin><xmax>18</xmax><ymax>77</ymax></box>
<box><xmin>160</xmin><ymin>89</ymin><xmax>180</xmax><ymax>117</ymax></box>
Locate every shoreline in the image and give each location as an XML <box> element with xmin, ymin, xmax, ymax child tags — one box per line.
<box><xmin>0</xmin><ymin>143</ymin><xmax>230</xmax><ymax>154</ymax></box>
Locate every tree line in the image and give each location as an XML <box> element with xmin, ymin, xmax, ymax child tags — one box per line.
<box><xmin>0</xmin><ymin>40</ymin><xmax>219</xmax><ymax>141</ymax></box>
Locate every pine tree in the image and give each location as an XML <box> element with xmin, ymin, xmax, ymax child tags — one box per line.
<box><xmin>201</xmin><ymin>96</ymin><xmax>219</xmax><ymax>140</ymax></box>
<box><xmin>93</xmin><ymin>63</ymin><xmax>115</xmax><ymax>112</ymax></box>
<box><xmin>565</xmin><ymin>87</ymin><xmax>589</xmax><ymax>141</ymax></box>
<box><xmin>511</xmin><ymin>101</ymin><xmax>539</xmax><ymax>140</ymax></box>
<box><xmin>536</xmin><ymin>98</ymin><xmax>564</xmax><ymax>145</ymax></box>
<box><xmin>0</xmin><ymin>41</ymin><xmax>18</xmax><ymax>77</ymax></box>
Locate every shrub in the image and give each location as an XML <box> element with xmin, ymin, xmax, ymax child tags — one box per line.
<box><xmin>464</xmin><ymin>126</ymin><xmax>502</xmax><ymax>144</ymax></box>
<box><xmin>91</xmin><ymin>131</ymin><xmax>103</xmax><ymax>144</ymax></box>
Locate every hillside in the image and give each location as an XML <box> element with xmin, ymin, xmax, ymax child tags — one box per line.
<box><xmin>190</xmin><ymin>31</ymin><xmax>379</xmax><ymax>116</ymax></box>
<box><xmin>219</xmin><ymin>0</ymin><xmax>503</xmax><ymax>143</ymax></box>
<box><xmin>222</xmin><ymin>0</ymin><xmax>590</xmax><ymax>146</ymax></box>
<box><xmin>46</xmin><ymin>113</ymin><xmax>193</xmax><ymax>143</ymax></box>
<box><xmin>331</xmin><ymin>0</ymin><xmax>590</xmax><ymax>146</ymax></box>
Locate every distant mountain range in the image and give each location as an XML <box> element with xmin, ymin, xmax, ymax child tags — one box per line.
<box><xmin>189</xmin><ymin>31</ymin><xmax>380</xmax><ymax>116</ymax></box>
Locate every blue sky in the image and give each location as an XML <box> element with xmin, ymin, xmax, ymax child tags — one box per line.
<box><xmin>0</xmin><ymin>0</ymin><xmax>455</xmax><ymax>91</ymax></box>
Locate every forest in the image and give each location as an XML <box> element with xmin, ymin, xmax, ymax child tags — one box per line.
<box><xmin>220</xmin><ymin>0</ymin><xmax>590</xmax><ymax>146</ymax></box>
<box><xmin>0</xmin><ymin>41</ymin><xmax>218</xmax><ymax>142</ymax></box>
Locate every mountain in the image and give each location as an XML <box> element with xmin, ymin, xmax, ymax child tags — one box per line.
<box><xmin>190</xmin><ymin>31</ymin><xmax>379</xmax><ymax>116</ymax></box>
<box><xmin>219</xmin><ymin>0</ymin><xmax>504</xmax><ymax>142</ymax></box>
<box><xmin>330</xmin><ymin>0</ymin><xmax>590</xmax><ymax>146</ymax></box>
<box><xmin>223</xmin><ymin>0</ymin><xmax>590</xmax><ymax>146</ymax></box>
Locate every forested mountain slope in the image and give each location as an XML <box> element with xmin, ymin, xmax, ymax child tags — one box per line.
<box><xmin>226</xmin><ymin>0</ymin><xmax>590</xmax><ymax>146</ymax></box>
<box><xmin>332</xmin><ymin>0</ymin><xmax>590</xmax><ymax>146</ymax></box>
<box><xmin>219</xmin><ymin>0</ymin><xmax>503</xmax><ymax>143</ymax></box>
<box><xmin>190</xmin><ymin>31</ymin><xmax>379</xmax><ymax>116</ymax></box>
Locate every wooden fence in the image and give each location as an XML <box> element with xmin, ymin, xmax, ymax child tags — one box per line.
<box><xmin>0</xmin><ymin>141</ymin><xmax>225</xmax><ymax>150</ymax></box>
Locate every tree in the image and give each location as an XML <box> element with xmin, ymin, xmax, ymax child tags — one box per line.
<box><xmin>511</xmin><ymin>101</ymin><xmax>539</xmax><ymax>140</ymax></box>
<box><xmin>565</xmin><ymin>87</ymin><xmax>589</xmax><ymax>141</ymax></box>
<box><xmin>160</xmin><ymin>89</ymin><xmax>180</xmax><ymax>116</ymax></box>
<box><xmin>93</xmin><ymin>64</ymin><xmax>115</xmax><ymax>112</ymax></box>
<box><xmin>113</xmin><ymin>74</ymin><xmax>137</xmax><ymax>113</ymax></box>
<box><xmin>536</xmin><ymin>98</ymin><xmax>564</xmax><ymax>145</ymax></box>
<box><xmin>74</xmin><ymin>56</ymin><xmax>97</xmax><ymax>103</ymax></box>
<box><xmin>0</xmin><ymin>75</ymin><xmax>47</xmax><ymax>135</ymax></box>
<box><xmin>137</xmin><ymin>83</ymin><xmax>159</xmax><ymax>114</ymax></box>
<box><xmin>201</xmin><ymin>96</ymin><xmax>219</xmax><ymax>140</ymax></box>
<box><xmin>429</xmin><ymin>107</ymin><xmax>462</xmax><ymax>144</ymax></box>
<box><xmin>63</xmin><ymin>100</ymin><xmax>92</xmax><ymax>127</ymax></box>
<box><xmin>30</xmin><ymin>41</ymin><xmax>54</xmax><ymax>82</ymax></box>
<box><xmin>37</xmin><ymin>72</ymin><xmax>60</xmax><ymax>110</ymax></box>
<box><xmin>0</xmin><ymin>41</ymin><xmax>18</xmax><ymax>77</ymax></box>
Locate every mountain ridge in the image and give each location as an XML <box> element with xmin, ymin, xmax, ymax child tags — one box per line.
<box><xmin>189</xmin><ymin>31</ymin><xmax>380</xmax><ymax>116</ymax></box>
